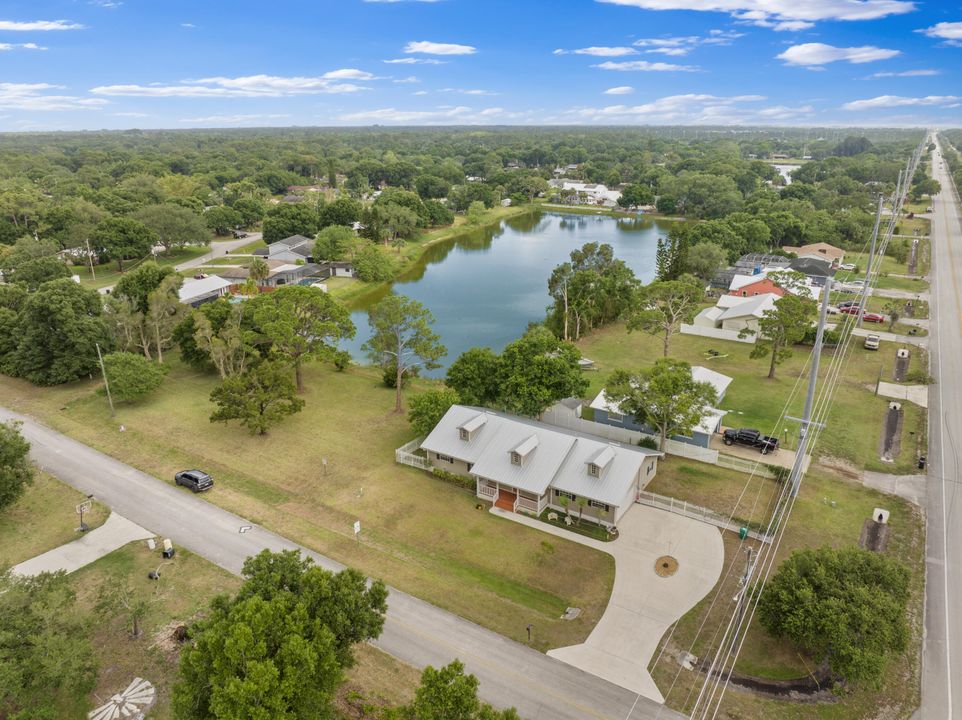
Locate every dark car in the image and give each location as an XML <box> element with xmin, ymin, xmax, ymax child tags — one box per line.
<box><xmin>175</xmin><ymin>469</ymin><xmax>214</xmax><ymax>492</ymax></box>
<box><xmin>722</xmin><ymin>428</ymin><xmax>779</xmax><ymax>455</ymax></box>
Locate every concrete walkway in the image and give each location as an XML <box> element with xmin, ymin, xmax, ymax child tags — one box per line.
<box><xmin>492</xmin><ymin>505</ymin><xmax>724</xmax><ymax>703</ymax></box>
<box><xmin>877</xmin><ymin>381</ymin><xmax>929</xmax><ymax>408</ymax></box>
<box><xmin>862</xmin><ymin>471</ymin><xmax>926</xmax><ymax>507</ymax></box>
<box><xmin>13</xmin><ymin>513</ymin><xmax>153</xmax><ymax>577</ymax></box>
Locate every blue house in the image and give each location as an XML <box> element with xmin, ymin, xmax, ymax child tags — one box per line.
<box><xmin>589</xmin><ymin>366</ymin><xmax>732</xmax><ymax>449</ymax></box>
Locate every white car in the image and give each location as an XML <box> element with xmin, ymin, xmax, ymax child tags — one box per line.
<box><xmin>838</xmin><ymin>263</ymin><xmax>856</xmax><ymax>271</ymax></box>
<box><xmin>864</xmin><ymin>334</ymin><xmax>880</xmax><ymax>350</ymax></box>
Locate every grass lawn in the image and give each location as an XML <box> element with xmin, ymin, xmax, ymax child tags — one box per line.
<box><xmin>866</xmin><ymin>295</ymin><xmax>929</xmax><ymax>319</ymax></box>
<box><xmin>575</xmin><ymin>322</ymin><xmax>925</xmax><ymax>474</ymax></box>
<box><xmin>73</xmin><ymin>246</ymin><xmax>212</xmax><ymax>289</ymax></box>
<box><xmin>875</xmin><ymin>274</ymin><xmax>930</xmax><ymax>293</ymax></box>
<box><xmin>0</xmin><ymin>359</ymin><xmax>614</xmax><ymax>653</ymax></box>
<box><xmin>897</xmin><ymin>216</ymin><xmax>930</xmax><ymax>238</ymax></box>
<box><xmin>0</xmin><ymin>471</ymin><xmax>108</xmax><ymax>566</ymax></box>
<box><xmin>651</xmin><ymin>468</ymin><xmax>925</xmax><ymax>719</ymax></box>
<box><xmin>235</xmin><ymin>236</ymin><xmax>267</xmax><ymax>253</ymax></box>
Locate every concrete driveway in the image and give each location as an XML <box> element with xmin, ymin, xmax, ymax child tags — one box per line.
<box><xmin>495</xmin><ymin>506</ymin><xmax>724</xmax><ymax>703</ymax></box>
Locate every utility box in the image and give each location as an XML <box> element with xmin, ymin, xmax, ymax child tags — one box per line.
<box><xmin>896</xmin><ymin>348</ymin><xmax>909</xmax><ymax>359</ymax></box>
<box><xmin>162</xmin><ymin>538</ymin><xmax>175</xmax><ymax>559</ymax></box>
<box><xmin>873</xmin><ymin>508</ymin><xmax>890</xmax><ymax>524</ymax></box>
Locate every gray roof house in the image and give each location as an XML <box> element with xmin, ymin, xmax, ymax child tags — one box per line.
<box><xmin>420</xmin><ymin>405</ymin><xmax>661</xmax><ymax>528</ymax></box>
<box><xmin>253</xmin><ymin>235</ymin><xmax>314</xmax><ymax>264</ymax></box>
<box><xmin>178</xmin><ymin>276</ymin><xmax>233</xmax><ymax>307</ymax></box>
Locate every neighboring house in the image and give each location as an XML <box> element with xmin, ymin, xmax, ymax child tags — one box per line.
<box><xmin>548</xmin><ymin>179</ymin><xmax>622</xmax><ymax>207</ymax></box>
<box><xmin>420</xmin><ymin>405</ymin><xmax>661</xmax><ymax>528</ymax></box>
<box><xmin>691</xmin><ymin>292</ymin><xmax>780</xmax><ymax>336</ymax></box>
<box><xmin>727</xmin><ymin>276</ymin><xmax>787</xmax><ymax>298</ymax></box>
<box><xmin>253</xmin><ymin>235</ymin><xmax>314</xmax><ymax>264</ymax></box>
<box><xmin>781</xmin><ymin>242</ymin><xmax>845</xmax><ymax>266</ymax></box>
<box><xmin>588</xmin><ymin>366</ymin><xmax>732</xmax><ymax>449</ymax></box>
<box><xmin>788</xmin><ymin>257</ymin><xmax>836</xmax><ymax>286</ymax></box>
<box><xmin>178</xmin><ymin>276</ymin><xmax>233</xmax><ymax>307</ymax></box>
<box><xmin>216</xmin><ymin>259</ymin><xmax>328</xmax><ymax>288</ymax></box>
<box><xmin>733</xmin><ymin>253</ymin><xmax>792</xmax><ymax>274</ymax></box>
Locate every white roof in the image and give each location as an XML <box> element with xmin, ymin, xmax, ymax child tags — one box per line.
<box><xmin>691</xmin><ymin>366</ymin><xmax>733</xmax><ymax>399</ymax></box>
<box><xmin>420</xmin><ymin>405</ymin><xmax>659</xmax><ymax>504</ymax></box>
<box><xmin>694</xmin><ymin>306</ymin><xmax>724</xmax><ymax>324</ymax></box>
<box><xmin>718</xmin><ymin>293</ymin><xmax>779</xmax><ymax>321</ymax></box>
<box><xmin>269</xmin><ymin>263</ymin><xmax>301</xmax><ymax>274</ymax></box>
<box><xmin>178</xmin><ymin>276</ymin><xmax>232</xmax><ymax>302</ymax></box>
<box><xmin>729</xmin><ymin>272</ymin><xmax>773</xmax><ymax>292</ymax></box>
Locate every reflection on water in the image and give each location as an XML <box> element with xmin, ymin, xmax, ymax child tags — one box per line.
<box><xmin>342</xmin><ymin>211</ymin><xmax>675</xmax><ymax>375</ymax></box>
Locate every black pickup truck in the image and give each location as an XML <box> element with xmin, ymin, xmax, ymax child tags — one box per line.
<box><xmin>722</xmin><ymin>428</ymin><xmax>779</xmax><ymax>455</ymax></box>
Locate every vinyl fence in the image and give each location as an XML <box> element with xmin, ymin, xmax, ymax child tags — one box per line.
<box><xmin>636</xmin><ymin>490</ymin><xmax>773</xmax><ymax>543</ymax></box>
<box><xmin>395</xmin><ymin>437</ymin><xmax>430</xmax><ymax>471</ymax></box>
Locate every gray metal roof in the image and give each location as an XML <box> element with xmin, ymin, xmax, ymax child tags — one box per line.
<box><xmin>420</xmin><ymin>405</ymin><xmax>660</xmax><ymax>505</ymax></box>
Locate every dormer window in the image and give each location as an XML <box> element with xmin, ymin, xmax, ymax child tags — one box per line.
<box><xmin>459</xmin><ymin>428</ymin><xmax>469</xmax><ymax>441</ymax></box>
<box><xmin>586</xmin><ymin>446</ymin><xmax>615</xmax><ymax>478</ymax></box>
<box><xmin>588</xmin><ymin>463</ymin><xmax>600</xmax><ymax>477</ymax></box>
<box><xmin>458</xmin><ymin>413</ymin><xmax>487</xmax><ymax>442</ymax></box>
<box><xmin>509</xmin><ymin>434</ymin><xmax>539</xmax><ymax>467</ymax></box>
<box><xmin>511</xmin><ymin>451</ymin><xmax>522</xmax><ymax>466</ymax></box>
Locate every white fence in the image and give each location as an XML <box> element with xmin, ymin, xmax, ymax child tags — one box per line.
<box><xmin>395</xmin><ymin>437</ymin><xmax>431</xmax><ymax>471</ymax></box>
<box><xmin>637</xmin><ymin>490</ymin><xmax>773</xmax><ymax>543</ymax></box>
<box><xmin>716</xmin><ymin>453</ymin><xmax>777</xmax><ymax>478</ymax></box>
<box><xmin>680</xmin><ymin>324</ymin><xmax>755</xmax><ymax>344</ymax></box>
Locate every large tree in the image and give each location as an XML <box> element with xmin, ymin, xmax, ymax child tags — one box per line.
<box><xmin>759</xmin><ymin>546</ymin><xmax>910</xmax><ymax>686</ymax></box>
<box><xmin>262</xmin><ymin>203</ymin><xmax>319</xmax><ymax>244</ymax></box>
<box><xmin>496</xmin><ymin>325</ymin><xmax>588</xmax><ymax>418</ymax></box>
<box><xmin>92</xmin><ymin>216</ymin><xmax>156</xmax><ymax>272</ymax></box>
<box><xmin>740</xmin><ymin>293</ymin><xmax>814</xmax><ymax>379</ymax></box>
<box><xmin>113</xmin><ymin>260</ymin><xmax>177</xmax><ymax>314</ymax></box>
<box><xmin>102</xmin><ymin>351</ymin><xmax>168</xmax><ymax>403</ymax></box>
<box><xmin>445</xmin><ymin>347</ymin><xmax>502</xmax><ymax>406</ymax></box>
<box><xmin>605</xmin><ymin>358</ymin><xmax>717</xmax><ymax>449</ymax></box>
<box><xmin>401</xmin><ymin>660</ymin><xmax>521</xmax><ymax>720</ymax></box>
<box><xmin>209</xmin><ymin>360</ymin><xmax>304</xmax><ymax>435</ymax></box>
<box><xmin>0</xmin><ymin>570</ymin><xmax>97</xmax><ymax>719</ymax></box>
<box><xmin>624</xmin><ymin>275</ymin><xmax>704</xmax><ymax>357</ymax></box>
<box><xmin>685</xmin><ymin>242</ymin><xmax>728</xmax><ymax>282</ymax></box>
<box><xmin>363</xmin><ymin>294</ymin><xmax>446</xmax><ymax>412</ymax></box>
<box><xmin>134</xmin><ymin>203</ymin><xmax>210</xmax><ymax>254</ymax></box>
<box><xmin>0</xmin><ymin>420</ymin><xmax>32</xmax><ymax>512</ymax></box>
<box><xmin>249</xmin><ymin>285</ymin><xmax>355</xmax><ymax>393</ymax></box>
<box><xmin>7</xmin><ymin>278</ymin><xmax>113</xmax><ymax>385</ymax></box>
<box><xmin>408</xmin><ymin>388</ymin><xmax>461</xmax><ymax>436</ymax></box>
<box><xmin>313</xmin><ymin>225</ymin><xmax>358</xmax><ymax>261</ymax></box>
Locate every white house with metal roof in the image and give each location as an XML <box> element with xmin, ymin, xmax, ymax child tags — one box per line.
<box><xmin>420</xmin><ymin>405</ymin><xmax>661</xmax><ymax>528</ymax></box>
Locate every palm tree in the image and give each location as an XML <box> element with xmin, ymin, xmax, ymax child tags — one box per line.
<box><xmin>883</xmin><ymin>300</ymin><xmax>903</xmax><ymax>331</ymax></box>
<box><xmin>248</xmin><ymin>257</ymin><xmax>269</xmax><ymax>289</ymax></box>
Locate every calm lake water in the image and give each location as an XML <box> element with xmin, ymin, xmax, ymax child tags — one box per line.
<box><xmin>341</xmin><ymin>211</ymin><xmax>676</xmax><ymax>375</ymax></box>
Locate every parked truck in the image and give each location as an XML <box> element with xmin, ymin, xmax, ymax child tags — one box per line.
<box><xmin>722</xmin><ymin>428</ymin><xmax>779</xmax><ymax>455</ymax></box>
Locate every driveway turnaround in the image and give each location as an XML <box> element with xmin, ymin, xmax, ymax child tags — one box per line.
<box><xmin>0</xmin><ymin>407</ymin><xmax>684</xmax><ymax>720</ymax></box>
<box><xmin>13</xmin><ymin>512</ymin><xmax>153</xmax><ymax>577</ymax></box>
<box><xmin>492</xmin><ymin>505</ymin><xmax>724</xmax><ymax>703</ymax></box>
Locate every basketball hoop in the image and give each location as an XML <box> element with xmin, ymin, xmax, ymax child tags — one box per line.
<box><xmin>76</xmin><ymin>498</ymin><xmax>93</xmax><ymax>532</ymax></box>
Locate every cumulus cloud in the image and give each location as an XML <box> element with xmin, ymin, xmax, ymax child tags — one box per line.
<box><xmin>322</xmin><ymin>68</ymin><xmax>377</xmax><ymax>80</ymax></box>
<box><xmin>843</xmin><ymin>95</ymin><xmax>961</xmax><ymax>111</ymax></box>
<box><xmin>777</xmin><ymin>43</ymin><xmax>900</xmax><ymax>66</ymax></box>
<box><xmin>403</xmin><ymin>40</ymin><xmax>476</xmax><ymax>55</ymax></box>
<box><xmin>604</xmin><ymin>86</ymin><xmax>635</xmax><ymax>94</ymax></box>
<box><xmin>556</xmin><ymin>93</ymin><xmax>774</xmax><ymax>125</ymax></box>
<box><xmin>439</xmin><ymin>88</ymin><xmax>498</xmax><ymax>95</ymax></box>
<box><xmin>633</xmin><ymin>30</ymin><xmax>743</xmax><ymax>55</ymax></box>
<box><xmin>0</xmin><ymin>19</ymin><xmax>84</xmax><ymax>31</ymax></box>
<box><xmin>593</xmin><ymin>60</ymin><xmax>698</xmax><ymax>71</ymax></box>
<box><xmin>180</xmin><ymin>113</ymin><xmax>291</xmax><ymax>124</ymax></box>
<box><xmin>918</xmin><ymin>22</ymin><xmax>962</xmax><ymax>46</ymax></box>
<box><xmin>91</xmin><ymin>74</ymin><xmax>370</xmax><ymax>97</ymax></box>
<box><xmin>554</xmin><ymin>46</ymin><xmax>638</xmax><ymax>56</ymax></box>
<box><xmin>870</xmin><ymin>69</ymin><xmax>939</xmax><ymax>78</ymax></box>
<box><xmin>383</xmin><ymin>57</ymin><xmax>446</xmax><ymax>64</ymax></box>
<box><xmin>0</xmin><ymin>83</ymin><xmax>107</xmax><ymax>111</ymax></box>
<box><xmin>339</xmin><ymin>105</ymin><xmax>530</xmax><ymax>124</ymax></box>
<box><xmin>595</xmin><ymin>0</ymin><xmax>915</xmax><ymax>31</ymax></box>
<box><xmin>0</xmin><ymin>42</ymin><xmax>46</xmax><ymax>51</ymax></box>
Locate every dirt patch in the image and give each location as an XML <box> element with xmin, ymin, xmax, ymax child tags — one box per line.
<box><xmin>698</xmin><ymin>657</ymin><xmax>840</xmax><ymax>701</ymax></box>
<box><xmin>893</xmin><ymin>352</ymin><xmax>910</xmax><ymax>382</ymax></box>
<box><xmin>907</xmin><ymin>241</ymin><xmax>918</xmax><ymax>275</ymax></box>
<box><xmin>655</xmin><ymin>555</ymin><xmax>679</xmax><ymax>577</ymax></box>
<box><xmin>814</xmin><ymin>456</ymin><xmax>862</xmax><ymax>482</ymax></box>
<box><xmin>859</xmin><ymin>519</ymin><xmax>891</xmax><ymax>552</ymax></box>
<box><xmin>879</xmin><ymin>403</ymin><xmax>904</xmax><ymax>462</ymax></box>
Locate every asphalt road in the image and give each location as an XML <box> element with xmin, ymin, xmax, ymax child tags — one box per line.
<box><xmin>0</xmin><ymin>406</ymin><xmax>683</xmax><ymax>720</ymax></box>
<box><xmin>922</xmin><ymin>135</ymin><xmax>962</xmax><ymax>720</ymax></box>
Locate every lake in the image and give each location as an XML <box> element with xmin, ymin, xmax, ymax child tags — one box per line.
<box><xmin>341</xmin><ymin>211</ymin><xmax>676</xmax><ymax>375</ymax></box>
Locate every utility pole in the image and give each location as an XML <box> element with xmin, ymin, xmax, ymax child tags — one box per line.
<box><xmin>96</xmin><ymin>342</ymin><xmax>114</xmax><ymax>417</ymax></box>
<box><xmin>857</xmin><ymin>196</ymin><xmax>884</xmax><ymax>328</ymax></box>
<box><xmin>787</xmin><ymin>277</ymin><xmax>833</xmax><ymax>496</ymax></box>
<box><xmin>85</xmin><ymin>238</ymin><xmax>96</xmax><ymax>280</ymax></box>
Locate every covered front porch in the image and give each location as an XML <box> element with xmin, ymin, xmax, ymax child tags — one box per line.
<box><xmin>476</xmin><ymin>477</ymin><xmax>547</xmax><ymax>516</ymax></box>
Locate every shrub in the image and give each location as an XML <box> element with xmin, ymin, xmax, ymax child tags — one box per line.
<box><xmin>906</xmin><ymin>368</ymin><xmax>934</xmax><ymax>385</ymax></box>
<box><xmin>638</xmin><ymin>436</ymin><xmax>659</xmax><ymax>450</ymax></box>
<box><xmin>431</xmin><ymin>467</ymin><xmax>475</xmax><ymax>491</ymax></box>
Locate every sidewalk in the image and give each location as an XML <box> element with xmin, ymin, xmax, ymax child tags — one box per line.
<box><xmin>877</xmin><ymin>381</ymin><xmax>929</xmax><ymax>408</ymax></box>
<box><xmin>12</xmin><ymin>513</ymin><xmax>153</xmax><ymax>577</ymax></box>
<box><xmin>852</xmin><ymin>326</ymin><xmax>928</xmax><ymax>348</ymax></box>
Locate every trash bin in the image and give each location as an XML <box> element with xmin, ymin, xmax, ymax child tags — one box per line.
<box><xmin>162</xmin><ymin>538</ymin><xmax>175</xmax><ymax>559</ymax></box>
<box><xmin>739</xmin><ymin>527</ymin><xmax>749</xmax><ymax>540</ymax></box>
<box><xmin>918</xmin><ymin>456</ymin><xmax>927</xmax><ymax>470</ymax></box>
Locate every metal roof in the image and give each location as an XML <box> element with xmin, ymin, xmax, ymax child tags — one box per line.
<box><xmin>178</xmin><ymin>276</ymin><xmax>232</xmax><ymax>302</ymax></box>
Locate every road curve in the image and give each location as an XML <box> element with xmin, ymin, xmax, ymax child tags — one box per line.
<box><xmin>922</xmin><ymin>135</ymin><xmax>962</xmax><ymax>720</ymax></box>
<box><xmin>0</xmin><ymin>406</ymin><xmax>682</xmax><ymax>720</ymax></box>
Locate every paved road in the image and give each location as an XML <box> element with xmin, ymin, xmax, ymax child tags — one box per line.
<box><xmin>922</xmin><ymin>135</ymin><xmax>962</xmax><ymax>720</ymax></box>
<box><xmin>0</xmin><ymin>406</ymin><xmax>683</xmax><ymax>720</ymax></box>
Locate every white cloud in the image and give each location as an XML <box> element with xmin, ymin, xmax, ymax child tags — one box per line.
<box><xmin>0</xmin><ymin>19</ymin><xmax>84</xmax><ymax>31</ymax></box>
<box><xmin>92</xmin><ymin>74</ymin><xmax>370</xmax><ymax>97</ymax></box>
<box><xmin>593</xmin><ymin>60</ymin><xmax>698</xmax><ymax>71</ymax></box>
<box><xmin>918</xmin><ymin>22</ymin><xmax>962</xmax><ymax>46</ymax></box>
<box><xmin>596</xmin><ymin>1</ymin><xmax>915</xmax><ymax>30</ymax></box>
<box><xmin>554</xmin><ymin>93</ymin><xmax>783</xmax><ymax>125</ymax></box>
<box><xmin>383</xmin><ymin>57</ymin><xmax>446</xmax><ymax>64</ymax></box>
<box><xmin>0</xmin><ymin>83</ymin><xmax>107</xmax><ymax>111</ymax></box>
<box><xmin>0</xmin><ymin>43</ymin><xmax>47</xmax><ymax>51</ymax></box>
<box><xmin>323</xmin><ymin>68</ymin><xmax>377</xmax><ymax>80</ymax></box>
<box><xmin>394</xmin><ymin>75</ymin><xmax>420</xmax><ymax>83</ymax></box>
<box><xmin>843</xmin><ymin>95</ymin><xmax>961</xmax><ymax>111</ymax></box>
<box><xmin>181</xmin><ymin>23</ymin><xmax>196</xmax><ymax>28</ymax></box>
<box><xmin>339</xmin><ymin>105</ymin><xmax>529</xmax><ymax>124</ymax></box>
<box><xmin>555</xmin><ymin>46</ymin><xmax>638</xmax><ymax>56</ymax></box>
<box><xmin>439</xmin><ymin>87</ymin><xmax>497</xmax><ymax>95</ymax></box>
<box><xmin>870</xmin><ymin>69</ymin><xmax>939</xmax><ymax>78</ymax></box>
<box><xmin>633</xmin><ymin>30</ymin><xmax>742</xmax><ymax>55</ymax></box>
<box><xmin>180</xmin><ymin>113</ymin><xmax>291</xmax><ymax>124</ymax></box>
<box><xmin>403</xmin><ymin>40</ymin><xmax>476</xmax><ymax>55</ymax></box>
<box><xmin>413</xmin><ymin>90</ymin><xmax>429</xmax><ymax>95</ymax></box>
<box><xmin>777</xmin><ymin>43</ymin><xmax>900</xmax><ymax>66</ymax></box>
<box><xmin>112</xmin><ymin>111</ymin><xmax>149</xmax><ymax>117</ymax></box>
<box><xmin>604</xmin><ymin>86</ymin><xmax>635</xmax><ymax>94</ymax></box>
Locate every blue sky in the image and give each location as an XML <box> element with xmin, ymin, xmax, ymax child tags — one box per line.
<box><xmin>0</xmin><ymin>0</ymin><xmax>960</xmax><ymax>131</ymax></box>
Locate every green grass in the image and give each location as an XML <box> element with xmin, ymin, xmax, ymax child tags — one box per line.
<box><xmin>575</xmin><ymin>321</ymin><xmax>925</xmax><ymax>473</ymax></box>
<box><xmin>875</xmin><ymin>274</ymin><xmax>930</xmax><ymax>293</ymax></box>
<box><xmin>0</xmin><ymin>358</ymin><xmax>614</xmax><ymax>652</ymax></box>
<box><xmin>235</xmin><ymin>236</ymin><xmax>268</xmax><ymax>253</ymax></box>
<box><xmin>72</xmin><ymin>246</ymin><xmax>212</xmax><ymax>289</ymax></box>
<box><xmin>0</xmin><ymin>472</ymin><xmax>108</xmax><ymax>566</ymax></box>
<box><xmin>651</xmin><ymin>469</ymin><xmax>925</xmax><ymax>719</ymax></box>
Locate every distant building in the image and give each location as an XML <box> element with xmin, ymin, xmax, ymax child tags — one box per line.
<box><xmin>178</xmin><ymin>276</ymin><xmax>233</xmax><ymax>307</ymax></box>
<box><xmin>691</xmin><ymin>293</ymin><xmax>781</xmax><ymax>338</ymax></box>
<box><xmin>781</xmin><ymin>242</ymin><xmax>845</xmax><ymax>266</ymax></box>
<box><xmin>253</xmin><ymin>235</ymin><xmax>314</xmax><ymax>264</ymax></box>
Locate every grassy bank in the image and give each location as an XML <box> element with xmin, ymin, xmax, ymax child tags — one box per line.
<box><xmin>0</xmin><ymin>358</ymin><xmax>614</xmax><ymax>653</ymax></box>
<box><xmin>73</xmin><ymin>246</ymin><xmax>212</xmax><ymax>290</ymax></box>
